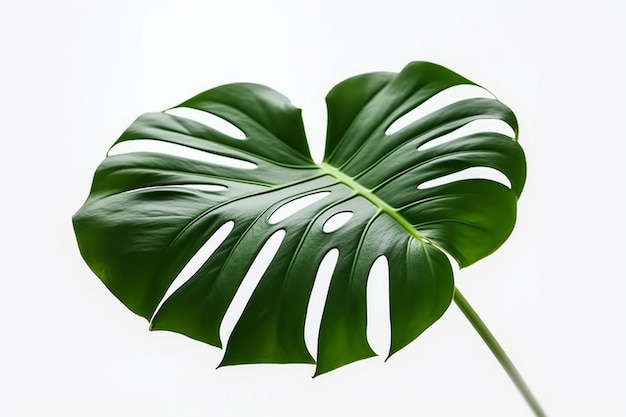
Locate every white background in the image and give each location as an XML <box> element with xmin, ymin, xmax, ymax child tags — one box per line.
<box><xmin>1</xmin><ymin>1</ymin><xmax>624</xmax><ymax>416</ymax></box>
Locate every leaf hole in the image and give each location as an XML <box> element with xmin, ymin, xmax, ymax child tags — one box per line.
<box><xmin>151</xmin><ymin>221</ymin><xmax>234</xmax><ymax>322</ymax></box>
<box><xmin>417</xmin><ymin>167</ymin><xmax>511</xmax><ymax>190</ymax></box>
<box><xmin>108</xmin><ymin>139</ymin><xmax>257</xmax><ymax>170</ymax></box>
<box><xmin>417</xmin><ymin>119</ymin><xmax>515</xmax><ymax>151</ymax></box>
<box><xmin>219</xmin><ymin>229</ymin><xmax>287</xmax><ymax>345</ymax></box>
<box><xmin>385</xmin><ymin>84</ymin><xmax>495</xmax><ymax>136</ymax></box>
<box><xmin>165</xmin><ymin>107</ymin><xmax>246</xmax><ymax>139</ymax></box>
<box><xmin>304</xmin><ymin>248</ymin><xmax>339</xmax><ymax>359</ymax></box>
<box><xmin>268</xmin><ymin>191</ymin><xmax>331</xmax><ymax>225</ymax></box>
<box><xmin>322</xmin><ymin>211</ymin><xmax>354</xmax><ymax>233</ymax></box>
<box><xmin>366</xmin><ymin>255</ymin><xmax>391</xmax><ymax>356</ymax></box>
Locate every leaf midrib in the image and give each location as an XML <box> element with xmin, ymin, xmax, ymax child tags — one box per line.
<box><xmin>319</xmin><ymin>162</ymin><xmax>426</xmax><ymax>244</ymax></box>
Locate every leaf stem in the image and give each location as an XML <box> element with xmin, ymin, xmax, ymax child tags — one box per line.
<box><xmin>453</xmin><ymin>288</ymin><xmax>547</xmax><ymax>417</ymax></box>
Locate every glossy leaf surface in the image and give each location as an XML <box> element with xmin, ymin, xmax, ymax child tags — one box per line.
<box><xmin>73</xmin><ymin>61</ymin><xmax>525</xmax><ymax>375</ymax></box>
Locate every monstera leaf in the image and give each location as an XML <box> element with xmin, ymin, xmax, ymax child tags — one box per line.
<box><xmin>73</xmin><ymin>61</ymin><xmax>525</xmax><ymax>376</ymax></box>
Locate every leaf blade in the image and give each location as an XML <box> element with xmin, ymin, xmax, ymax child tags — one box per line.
<box><xmin>73</xmin><ymin>61</ymin><xmax>526</xmax><ymax>375</ymax></box>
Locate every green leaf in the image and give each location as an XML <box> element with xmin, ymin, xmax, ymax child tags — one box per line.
<box><xmin>73</xmin><ymin>61</ymin><xmax>525</xmax><ymax>376</ymax></box>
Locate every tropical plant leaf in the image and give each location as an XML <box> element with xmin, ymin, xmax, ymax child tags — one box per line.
<box><xmin>73</xmin><ymin>61</ymin><xmax>525</xmax><ymax>376</ymax></box>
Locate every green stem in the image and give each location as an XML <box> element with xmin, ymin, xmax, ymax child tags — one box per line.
<box><xmin>453</xmin><ymin>288</ymin><xmax>547</xmax><ymax>417</ymax></box>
